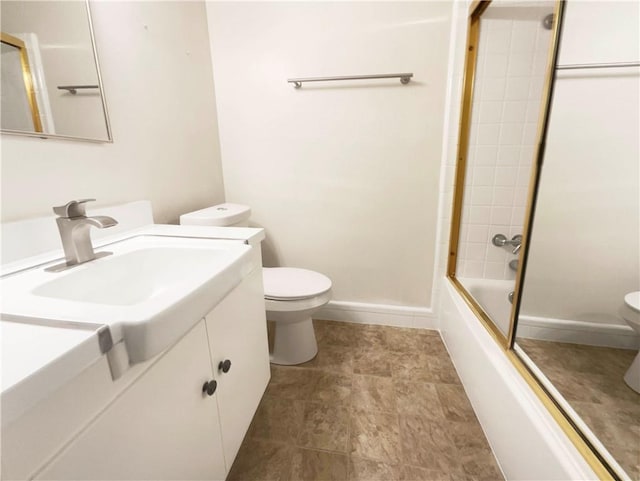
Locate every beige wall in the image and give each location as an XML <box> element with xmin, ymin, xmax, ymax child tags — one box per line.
<box><xmin>206</xmin><ymin>1</ymin><xmax>453</xmax><ymax>308</ymax></box>
<box><xmin>1</xmin><ymin>1</ymin><xmax>224</xmax><ymax>224</ymax></box>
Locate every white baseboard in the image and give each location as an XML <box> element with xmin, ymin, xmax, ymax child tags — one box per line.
<box><xmin>316</xmin><ymin>300</ymin><xmax>438</xmax><ymax>330</ymax></box>
<box><xmin>518</xmin><ymin>315</ymin><xmax>639</xmax><ymax>350</ymax></box>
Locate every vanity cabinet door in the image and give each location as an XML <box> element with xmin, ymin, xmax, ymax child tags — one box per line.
<box><xmin>205</xmin><ymin>267</ymin><xmax>271</xmax><ymax>467</ymax></box>
<box><xmin>35</xmin><ymin>321</ymin><xmax>226</xmax><ymax>481</ymax></box>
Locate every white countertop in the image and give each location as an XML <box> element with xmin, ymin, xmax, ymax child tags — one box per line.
<box><xmin>1</xmin><ymin>319</ymin><xmax>103</xmax><ymax>426</ymax></box>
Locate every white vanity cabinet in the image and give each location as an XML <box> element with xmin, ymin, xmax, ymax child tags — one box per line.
<box><xmin>205</xmin><ymin>266</ymin><xmax>271</xmax><ymax>466</ymax></box>
<box><xmin>35</xmin><ymin>321</ymin><xmax>227</xmax><ymax>481</ymax></box>
<box><xmin>33</xmin><ymin>268</ymin><xmax>270</xmax><ymax>480</ymax></box>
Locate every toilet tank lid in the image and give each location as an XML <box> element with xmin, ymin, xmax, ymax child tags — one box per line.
<box><xmin>180</xmin><ymin>203</ymin><xmax>251</xmax><ymax>226</ymax></box>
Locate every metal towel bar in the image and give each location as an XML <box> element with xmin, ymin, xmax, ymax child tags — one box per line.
<box><xmin>287</xmin><ymin>73</ymin><xmax>413</xmax><ymax>88</ymax></box>
<box><xmin>57</xmin><ymin>85</ymin><xmax>100</xmax><ymax>94</ymax></box>
<box><xmin>556</xmin><ymin>61</ymin><xmax>640</xmax><ymax>70</ymax></box>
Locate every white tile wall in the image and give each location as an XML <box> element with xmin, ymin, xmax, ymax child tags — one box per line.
<box><xmin>457</xmin><ymin>11</ymin><xmax>552</xmax><ymax>280</ymax></box>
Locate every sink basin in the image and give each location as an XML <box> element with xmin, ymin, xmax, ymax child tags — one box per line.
<box><xmin>34</xmin><ymin>247</ymin><xmax>239</xmax><ymax>306</ymax></box>
<box><xmin>1</xmin><ymin>234</ymin><xmax>255</xmax><ymax>363</ymax></box>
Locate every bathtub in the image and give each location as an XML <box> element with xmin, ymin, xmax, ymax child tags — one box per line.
<box><xmin>456</xmin><ymin>278</ymin><xmax>638</xmax><ymax>349</ymax></box>
<box><xmin>438</xmin><ymin>279</ymin><xmax>598</xmax><ymax>480</ymax></box>
<box><xmin>457</xmin><ymin>277</ymin><xmax>513</xmax><ymax>335</ymax></box>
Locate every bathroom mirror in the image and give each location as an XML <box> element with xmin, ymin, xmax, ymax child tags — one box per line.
<box><xmin>447</xmin><ymin>0</ymin><xmax>559</xmax><ymax>343</ymax></box>
<box><xmin>0</xmin><ymin>0</ymin><xmax>112</xmax><ymax>142</ymax></box>
<box><xmin>513</xmin><ymin>5</ymin><xmax>640</xmax><ymax>478</ymax></box>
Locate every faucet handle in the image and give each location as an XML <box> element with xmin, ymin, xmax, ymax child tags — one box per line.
<box><xmin>53</xmin><ymin>198</ymin><xmax>96</xmax><ymax>218</ymax></box>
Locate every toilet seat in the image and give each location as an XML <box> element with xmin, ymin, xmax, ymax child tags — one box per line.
<box><xmin>263</xmin><ymin>267</ymin><xmax>332</xmax><ymax>301</ymax></box>
<box><xmin>624</xmin><ymin>291</ymin><xmax>640</xmax><ymax>313</ymax></box>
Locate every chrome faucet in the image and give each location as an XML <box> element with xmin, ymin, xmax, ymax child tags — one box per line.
<box><xmin>492</xmin><ymin>233</ymin><xmax>523</xmax><ymax>254</ymax></box>
<box><xmin>52</xmin><ymin>199</ymin><xmax>118</xmax><ymax>267</ymax></box>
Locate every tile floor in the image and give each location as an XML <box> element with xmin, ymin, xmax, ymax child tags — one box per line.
<box><xmin>228</xmin><ymin>320</ymin><xmax>504</xmax><ymax>481</ymax></box>
<box><xmin>518</xmin><ymin>339</ymin><xmax>640</xmax><ymax>480</ymax></box>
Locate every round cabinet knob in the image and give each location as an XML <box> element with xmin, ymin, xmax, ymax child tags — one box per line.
<box><xmin>202</xmin><ymin>380</ymin><xmax>217</xmax><ymax>396</ymax></box>
<box><xmin>218</xmin><ymin>359</ymin><xmax>232</xmax><ymax>373</ymax></box>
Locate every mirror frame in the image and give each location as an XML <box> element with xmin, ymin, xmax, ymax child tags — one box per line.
<box><xmin>446</xmin><ymin>1</ymin><xmax>622</xmax><ymax>479</ymax></box>
<box><xmin>1</xmin><ymin>32</ymin><xmax>43</xmax><ymax>133</ymax></box>
<box><xmin>0</xmin><ymin>0</ymin><xmax>112</xmax><ymax>143</ymax></box>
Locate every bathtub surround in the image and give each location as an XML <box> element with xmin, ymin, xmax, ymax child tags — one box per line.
<box><xmin>206</xmin><ymin>2</ymin><xmax>452</xmax><ymax>312</ymax></box>
<box><xmin>1</xmin><ymin>1</ymin><xmax>225</xmax><ymax>224</ymax></box>
<box><xmin>456</xmin><ymin>2</ymin><xmax>554</xmax><ymax>281</ymax></box>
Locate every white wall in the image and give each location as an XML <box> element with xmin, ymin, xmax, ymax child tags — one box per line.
<box><xmin>457</xmin><ymin>4</ymin><xmax>554</xmax><ymax>281</ymax></box>
<box><xmin>1</xmin><ymin>1</ymin><xmax>224</xmax><ymax>225</ymax></box>
<box><xmin>520</xmin><ymin>1</ymin><xmax>640</xmax><ymax>326</ymax></box>
<box><xmin>206</xmin><ymin>1</ymin><xmax>453</xmax><ymax>309</ymax></box>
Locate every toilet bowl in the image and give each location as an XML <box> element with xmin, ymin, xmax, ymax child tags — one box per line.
<box><xmin>621</xmin><ymin>291</ymin><xmax>640</xmax><ymax>393</ymax></box>
<box><xmin>264</xmin><ymin>267</ymin><xmax>332</xmax><ymax>365</ymax></box>
<box><xmin>180</xmin><ymin>203</ymin><xmax>332</xmax><ymax>365</ymax></box>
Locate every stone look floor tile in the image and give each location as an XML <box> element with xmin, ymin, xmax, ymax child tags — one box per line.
<box><xmin>290</xmin><ymin>448</ymin><xmax>349</xmax><ymax>481</ymax></box>
<box><xmin>347</xmin><ymin>456</ymin><xmax>399</xmax><ymax>481</ymax></box>
<box><xmin>445</xmin><ymin>421</ymin><xmax>491</xmax><ymax>450</ymax></box>
<box><xmin>383</xmin><ymin>327</ymin><xmax>442</xmax><ymax>353</ymax></box>
<box><xmin>353</xmin><ymin>349</ymin><xmax>394</xmax><ymax>377</ymax></box>
<box><xmin>227</xmin><ymin>438</ymin><xmax>293</xmax><ymax>481</ymax></box>
<box><xmin>248</xmin><ymin>395</ymin><xmax>305</xmax><ymax>443</ymax></box>
<box><xmin>350</xmin><ymin>410</ymin><xmax>401</xmax><ymax>463</ymax></box>
<box><xmin>299</xmin><ymin>343</ymin><xmax>354</xmax><ymax>374</ymax></box>
<box><xmin>316</xmin><ymin>321</ymin><xmax>359</xmax><ymax>348</ymax></box>
<box><xmin>426</xmin><ymin>355</ymin><xmax>462</xmax><ymax>384</ymax></box>
<box><xmin>399</xmin><ymin>464</ymin><xmax>457</xmax><ymax>481</ymax></box>
<box><xmin>399</xmin><ymin>415</ymin><xmax>461</xmax><ymax>472</ymax></box>
<box><xmin>394</xmin><ymin>380</ymin><xmax>445</xmax><ymax>419</ymax></box>
<box><xmin>352</xmin><ymin>374</ymin><xmax>397</xmax><ymax>413</ymax></box>
<box><xmin>457</xmin><ymin>446</ymin><xmax>504</xmax><ymax>480</ymax></box>
<box><xmin>436</xmin><ymin>384</ymin><xmax>477</xmax><ymax>423</ymax></box>
<box><xmin>310</xmin><ymin>370</ymin><xmax>353</xmax><ymax>405</ymax></box>
<box><xmin>233</xmin><ymin>321</ymin><xmax>503</xmax><ymax>481</ymax></box>
<box><xmin>355</xmin><ymin>325</ymin><xmax>389</xmax><ymax>351</ymax></box>
<box><xmin>297</xmin><ymin>401</ymin><xmax>350</xmax><ymax>452</ymax></box>
<box><xmin>391</xmin><ymin>352</ymin><xmax>461</xmax><ymax>385</ymax></box>
<box><xmin>266</xmin><ymin>365</ymin><xmax>316</xmax><ymax>400</ymax></box>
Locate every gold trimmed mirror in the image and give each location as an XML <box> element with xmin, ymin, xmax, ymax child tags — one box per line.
<box><xmin>0</xmin><ymin>0</ymin><xmax>112</xmax><ymax>142</ymax></box>
<box><xmin>449</xmin><ymin>1</ymin><xmax>639</xmax><ymax>479</ymax></box>
<box><xmin>1</xmin><ymin>32</ymin><xmax>43</xmax><ymax>133</ymax></box>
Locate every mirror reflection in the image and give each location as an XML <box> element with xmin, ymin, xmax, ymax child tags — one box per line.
<box><xmin>0</xmin><ymin>0</ymin><xmax>111</xmax><ymax>141</ymax></box>
<box><xmin>454</xmin><ymin>0</ymin><xmax>556</xmax><ymax>337</ymax></box>
<box><xmin>516</xmin><ymin>53</ymin><xmax>640</xmax><ymax>477</ymax></box>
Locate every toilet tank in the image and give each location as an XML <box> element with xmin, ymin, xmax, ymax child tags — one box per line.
<box><xmin>179</xmin><ymin>203</ymin><xmax>251</xmax><ymax>227</ymax></box>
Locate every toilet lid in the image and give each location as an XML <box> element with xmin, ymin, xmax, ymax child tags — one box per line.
<box><xmin>625</xmin><ymin>292</ymin><xmax>640</xmax><ymax>313</ymax></box>
<box><xmin>263</xmin><ymin>268</ymin><xmax>332</xmax><ymax>300</ymax></box>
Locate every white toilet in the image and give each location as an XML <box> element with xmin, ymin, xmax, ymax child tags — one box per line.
<box><xmin>621</xmin><ymin>291</ymin><xmax>640</xmax><ymax>393</ymax></box>
<box><xmin>180</xmin><ymin>203</ymin><xmax>332</xmax><ymax>365</ymax></box>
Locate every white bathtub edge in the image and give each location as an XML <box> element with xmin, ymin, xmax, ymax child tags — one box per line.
<box><xmin>440</xmin><ymin>279</ymin><xmax>599</xmax><ymax>481</ymax></box>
